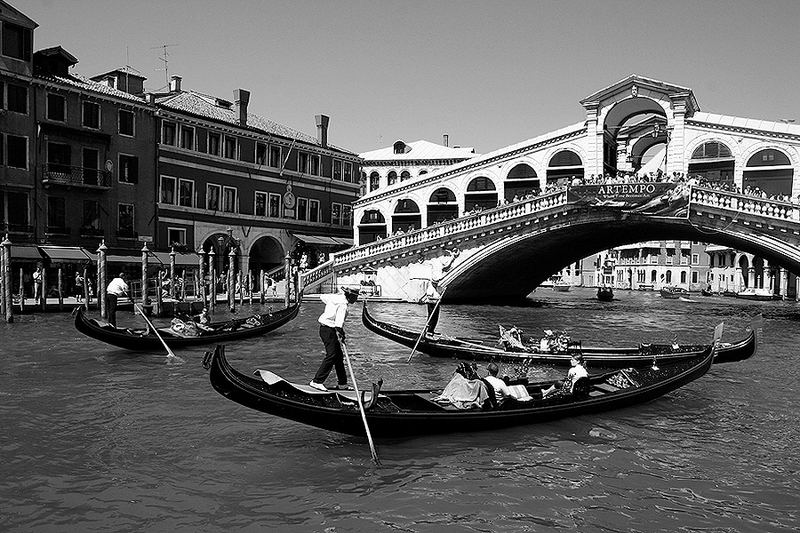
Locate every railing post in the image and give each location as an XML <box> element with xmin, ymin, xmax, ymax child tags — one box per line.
<box><xmin>2</xmin><ymin>234</ymin><xmax>12</xmax><ymax>323</ymax></box>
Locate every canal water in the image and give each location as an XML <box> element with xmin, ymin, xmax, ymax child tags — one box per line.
<box><xmin>1</xmin><ymin>289</ymin><xmax>798</xmax><ymax>532</ymax></box>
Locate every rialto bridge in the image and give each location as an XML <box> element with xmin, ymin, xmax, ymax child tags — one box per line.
<box><xmin>300</xmin><ymin>75</ymin><xmax>800</xmax><ymax>302</ymax></box>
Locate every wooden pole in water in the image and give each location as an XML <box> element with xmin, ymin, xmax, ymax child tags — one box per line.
<box><xmin>284</xmin><ymin>254</ymin><xmax>291</xmax><ymax>308</ymax></box>
<box><xmin>57</xmin><ymin>267</ymin><xmax>63</xmax><ymax>310</ymax></box>
<box><xmin>180</xmin><ymin>269</ymin><xmax>186</xmax><ymax>301</ymax></box>
<box><xmin>208</xmin><ymin>249</ymin><xmax>216</xmax><ymax>311</ymax></box>
<box><xmin>40</xmin><ymin>265</ymin><xmax>47</xmax><ymax>312</ymax></box>
<box><xmin>18</xmin><ymin>266</ymin><xmax>24</xmax><ymax>313</ymax></box>
<box><xmin>156</xmin><ymin>271</ymin><xmax>163</xmax><ymax>316</ymax></box>
<box><xmin>228</xmin><ymin>249</ymin><xmax>235</xmax><ymax>312</ymax></box>
<box><xmin>97</xmin><ymin>241</ymin><xmax>107</xmax><ymax>318</ymax></box>
<box><xmin>199</xmin><ymin>250</ymin><xmax>207</xmax><ymax>307</ymax></box>
<box><xmin>0</xmin><ymin>237</ymin><xmax>5</xmax><ymax>320</ymax></box>
<box><xmin>82</xmin><ymin>266</ymin><xmax>89</xmax><ymax>311</ymax></box>
<box><xmin>169</xmin><ymin>247</ymin><xmax>176</xmax><ymax>300</ymax></box>
<box><xmin>259</xmin><ymin>269</ymin><xmax>265</xmax><ymax>304</ymax></box>
<box><xmin>141</xmin><ymin>243</ymin><xmax>150</xmax><ymax>310</ymax></box>
<box><xmin>247</xmin><ymin>270</ymin><xmax>253</xmax><ymax>305</ymax></box>
<box><xmin>1</xmin><ymin>234</ymin><xmax>12</xmax><ymax>322</ymax></box>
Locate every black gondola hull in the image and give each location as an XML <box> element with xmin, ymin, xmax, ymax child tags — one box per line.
<box><xmin>362</xmin><ymin>302</ymin><xmax>756</xmax><ymax>367</ymax></box>
<box><xmin>206</xmin><ymin>344</ymin><xmax>715</xmax><ymax>438</ymax></box>
<box><xmin>75</xmin><ymin>303</ymin><xmax>300</xmax><ymax>350</ymax></box>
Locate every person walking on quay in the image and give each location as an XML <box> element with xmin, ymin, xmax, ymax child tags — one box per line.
<box><xmin>106</xmin><ymin>272</ymin><xmax>134</xmax><ymax>327</ymax></box>
<box><xmin>309</xmin><ymin>287</ymin><xmax>360</xmax><ymax>392</ymax></box>
<box><xmin>74</xmin><ymin>271</ymin><xmax>84</xmax><ymax>302</ymax></box>
<box><xmin>32</xmin><ymin>264</ymin><xmax>43</xmax><ymax>301</ymax></box>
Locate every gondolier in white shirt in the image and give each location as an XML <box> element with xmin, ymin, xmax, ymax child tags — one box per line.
<box><xmin>421</xmin><ymin>279</ymin><xmax>442</xmax><ymax>335</ymax></box>
<box><xmin>310</xmin><ymin>287</ymin><xmax>359</xmax><ymax>391</ymax></box>
<box><xmin>106</xmin><ymin>272</ymin><xmax>134</xmax><ymax>327</ymax></box>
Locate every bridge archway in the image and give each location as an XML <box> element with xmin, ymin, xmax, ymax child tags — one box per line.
<box><xmin>547</xmin><ymin>150</ymin><xmax>583</xmax><ymax>186</ymax></box>
<box><xmin>427</xmin><ymin>187</ymin><xmax>458</xmax><ymax>224</ymax></box>
<box><xmin>688</xmin><ymin>140</ymin><xmax>735</xmax><ymax>184</ymax></box>
<box><xmin>504</xmin><ymin>163</ymin><xmax>540</xmax><ymax>200</ymax></box>
<box><xmin>464</xmin><ymin>177</ymin><xmax>498</xmax><ymax>211</ymax></box>
<box><xmin>602</xmin><ymin>96</ymin><xmax>668</xmax><ymax>175</ymax></box>
<box><xmin>743</xmin><ymin>148</ymin><xmax>794</xmax><ymax>196</ymax></box>
<box><xmin>201</xmin><ymin>232</ymin><xmax>240</xmax><ymax>275</ymax></box>
<box><xmin>358</xmin><ymin>209</ymin><xmax>387</xmax><ymax>244</ymax></box>
<box><xmin>248</xmin><ymin>236</ymin><xmax>284</xmax><ymax>281</ymax></box>
<box><xmin>392</xmin><ymin>199</ymin><xmax>422</xmax><ymax>232</ymax></box>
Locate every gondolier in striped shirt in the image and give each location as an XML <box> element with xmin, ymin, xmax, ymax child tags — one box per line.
<box><xmin>310</xmin><ymin>287</ymin><xmax>360</xmax><ymax>392</ymax></box>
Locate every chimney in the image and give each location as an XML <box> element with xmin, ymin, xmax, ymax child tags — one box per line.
<box><xmin>443</xmin><ymin>134</ymin><xmax>449</xmax><ymax>147</ymax></box>
<box><xmin>169</xmin><ymin>75</ymin><xmax>182</xmax><ymax>92</ymax></box>
<box><xmin>233</xmin><ymin>89</ymin><xmax>250</xmax><ymax>126</ymax></box>
<box><xmin>315</xmin><ymin>114</ymin><xmax>330</xmax><ymax>148</ymax></box>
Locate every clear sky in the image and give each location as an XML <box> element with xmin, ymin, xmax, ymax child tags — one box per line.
<box><xmin>21</xmin><ymin>0</ymin><xmax>800</xmax><ymax>155</ymax></box>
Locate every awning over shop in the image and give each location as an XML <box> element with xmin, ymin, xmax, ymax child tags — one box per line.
<box><xmin>152</xmin><ymin>251</ymin><xmax>200</xmax><ymax>267</ymax></box>
<box><xmin>10</xmin><ymin>245</ymin><xmax>44</xmax><ymax>260</ymax></box>
<box><xmin>294</xmin><ymin>234</ymin><xmax>353</xmax><ymax>247</ymax></box>
<box><xmin>40</xmin><ymin>246</ymin><xmax>92</xmax><ymax>262</ymax></box>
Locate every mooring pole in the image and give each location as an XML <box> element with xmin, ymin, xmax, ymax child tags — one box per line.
<box><xmin>1</xmin><ymin>235</ymin><xmax>12</xmax><ymax>323</ymax></box>
<box><xmin>97</xmin><ymin>241</ymin><xmax>107</xmax><ymax>318</ymax></box>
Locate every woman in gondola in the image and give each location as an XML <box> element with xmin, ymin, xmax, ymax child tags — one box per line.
<box><xmin>541</xmin><ymin>354</ymin><xmax>588</xmax><ymax>398</ymax></box>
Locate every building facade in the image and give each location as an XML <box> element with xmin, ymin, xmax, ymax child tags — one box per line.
<box><xmin>153</xmin><ymin>76</ymin><xmax>362</xmax><ymax>277</ymax></box>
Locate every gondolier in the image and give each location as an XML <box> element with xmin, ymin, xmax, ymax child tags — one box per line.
<box><xmin>310</xmin><ymin>287</ymin><xmax>360</xmax><ymax>391</ymax></box>
<box><xmin>106</xmin><ymin>272</ymin><xmax>134</xmax><ymax>326</ymax></box>
<box><xmin>421</xmin><ymin>279</ymin><xmax>442</xmax><ymax>335</ymax></box>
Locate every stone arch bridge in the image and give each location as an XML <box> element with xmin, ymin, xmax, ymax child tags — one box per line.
<box><xmin>301</xmin><ymin>184</ymin><xmax>800</xmax><ymax>303</ymax></box>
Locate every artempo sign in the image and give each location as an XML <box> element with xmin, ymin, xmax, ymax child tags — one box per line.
<box><xmin>567</xmin><ymin>183</ymin><xmax>677</xmax><ymax>207</ymax></box>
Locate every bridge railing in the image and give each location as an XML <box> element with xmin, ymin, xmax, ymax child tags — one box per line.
<box><xmin>690</xmin><ymin>186</ymin><xmax>800</xmax><ymax>223</ymax></box>
<box><xmin>299</xmin><ymin>258</ymin><xmax>334</xmax><ymax>289</ymax></box>
<box><xmin>333</xmin><ymin>188</ymin><xmax>570</xmax><ymax>268</ymax></box>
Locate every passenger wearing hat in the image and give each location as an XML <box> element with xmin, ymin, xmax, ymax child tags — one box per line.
<box><xmin>310</xmin><ymin>287</ymin><xmax>360</xmax><ymax>391</ymax></box>
<box><xmin>542</xmin><ymin>354</ymin><xmax>588</xmax><ymax>398</ymax></box>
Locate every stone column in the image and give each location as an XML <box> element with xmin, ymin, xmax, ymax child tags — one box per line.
<box><xmin>97</xmin><ymin>241</ymin><xmax>108</xmax><ymax>318</ymax></box>
<box><xmin>667</xmin><ymin>95</ymin><xmax>688</xmax><ymax>176</ymax></box>
<box><xmin>763</xmin><ymin>260</ymin><xmax>771</xmax><ymax>292</ymax></box>
<box><xmin>582</xmin><ymin>102</ymin><xmax>601</xmax><ymax>176</ymax></box>
<box><xmin>780</xmin><ymin>268</ymin><xmax>788</xmax><ymax>300</ymax></box>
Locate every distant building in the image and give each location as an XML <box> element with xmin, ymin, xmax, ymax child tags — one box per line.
<box><xmin>357</xmin><ymin>137</ymin><xmax>478</xmax><ymax>242</ymax></box>
<box><xmin>1</xmin><ymin>1</ymin><xmax>157</xmax><ymax>259</ymax></box>
<box><xmin>612</xmin><ymin>241</ymin><xmax>710</xmax><ymax>291</ymax></box>
<box><xmin>152</xmin><ymin>76</ymin><xmax>362</xmax><ymax>276</ymax></box>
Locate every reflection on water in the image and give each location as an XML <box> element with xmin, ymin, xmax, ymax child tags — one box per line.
<box><xmin>1</xmin><ymin>289</ymin><xmax>798</xmax><ymax>532</ymax></box>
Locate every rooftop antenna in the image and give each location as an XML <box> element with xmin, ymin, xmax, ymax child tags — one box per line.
<box><xmin>151</xmin><ymin>43</ymin><xmax>178</xmax><ymax>87</ymax></box>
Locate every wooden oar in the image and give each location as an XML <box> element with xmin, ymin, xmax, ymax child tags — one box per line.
<box><xmin>134</xmin><ymin>304</ymin><xmax>184</xmax><ymax>364</ymax></box>
<box><xmin>338</xmin><ymin>333</ymin><xmax>380</xmax><ymax>465</ymax></box>
<box><xmin>407</xmin><ymin>287</ymin><xmax>446</xmax><ymax>363</ymax></box>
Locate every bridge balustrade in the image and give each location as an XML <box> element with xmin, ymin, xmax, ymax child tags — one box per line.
<box><xmin>333</xmin><ymin>188</ymin><xmax>569</xmax><ymax>268</ymax></box>
<box><xmin>690</xmin><ymin>187</ymin><xmax>800</xmax><ymax>222</ymax></box>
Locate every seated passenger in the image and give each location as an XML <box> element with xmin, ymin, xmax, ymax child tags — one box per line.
<box><xmin>483</xmin><ymin>362</ymin><xmax>513</xmax><ymax>406</ymax></box>
<box><xmin>194</xmin><ymin>307</ymin><xmax>214</xmax><ymax>332</ymax></box>
<box><xmin>541</xmin><ymin>354</ymin><xmax>588</xmax><ymax>399</ymax></box>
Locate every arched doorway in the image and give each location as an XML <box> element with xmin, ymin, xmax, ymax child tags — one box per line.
<box><xmin>392</xmin><ymin>199</ymin><xmax>421</xmax><ymax>232</ymax></box>
<box><xmin>358</xmin><ymin>210</ymin><xmax>387</xmax><ymax>244</ymax></box>
<box><xmin>249</xmin><ymin>236</ymin><xmax>284</xmax><ymax>289</ymax></box>
<box><xmin>546</xmin><ymin>150</ymin><xmax>583</xmax><ymax>187</ymax></box>
<box><xmin>202</xmin><ymin>232</ymin><xmax>241</xmax><ymax>280</ymax></box>
<box><xmin>427</xmin><ymin>188</ymin><xmax>458</xmax><ymax>224</ymax></box>
<box><xmin>743</xmin><ymin>148</ymin><xmax>794</xmax><ymax>196</ymax></box>
<box><xmin>737</xmin><ymin>255</ymin><xmax>750</xmax><ymax>290</ymax></box>
<box><xmin>464</xmin><ymin>177</ymin><xmax>497</xmax><ymax>211</ymax></box>
<box><xmin>688</xmin><ymin>141</ymin><xmax>734</xmax><ymax>184</ymax></box>
<box><xmin>505</xmin><ymin>163</ymin><xmax>540</xmax><ymax>201</ymax></box>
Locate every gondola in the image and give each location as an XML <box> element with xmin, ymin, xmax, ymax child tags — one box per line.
<box><xmin>74</xmin><ymin>301</ymin><xmax>301</xmax><ymax>351</ymax></box>
<box><xmin>597</xmin><ymin>286</ymin><xmax>614</xmax><ymax>302</ymax></box>
<box><xmin>660</xmin><ymin>286</ymin><xmax>689</xmax><ymax>299</ymax></box>
<box><xmin>362</xmin><ymin>302</ymin><xmax>758</xmax><ymax>367</ymax></box>
<box><xmin>203</xmin><ymin>342</ymin><xmax>717</xmax><ymax>438</ymax></box>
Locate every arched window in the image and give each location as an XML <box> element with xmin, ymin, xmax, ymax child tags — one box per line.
<box><xmin>360</xmin><ymin>210</ymin><xmax>385</xmax><ymax>224</ymax></box>
<box><xmin>465</xmin><ymin>177</ymin><xmax>498</xmax><ymax>211</ymax></box>
<box><xmin>392</xmin><ymin>199</ymin><xmax>421</xmax><ymax>232</ymax></box>
<box><xmin>547</xmin><ymin>150</ymin><xmax>583</xmax><ymax>187</ymax></box>
<box><xmin>680</xmin><ymin>271</ymin><xmax>687</xmax><ymax>284</ymax></box>
<box><xmin>400</xmin><ymin>170</ymin><xmax>411</xmax><ymax>182</ymax></box>
<box><xmin>419</xmin><ymin>170</ymin><xmax>428</xmax><ymax>176</ymax></box>
<box><xmin>651</xmin><ymin>270</ymin><xmax>657</xmax><ymax>283</ymax></box>
<box><xmin>688</xmin><ymin>141</ymin><xmax>735</xmax><ymax>183</ymax></box>
<box><xmin>387</xmin><ymin>171</ymin><xmax>397</xmax><ymax>186</ymax></box>
<box><xmin>427</xmin><ymin>188</ymin><xmax>458</xmax><ymax>224</ymax></box>
<box><xmin>369</xmin><ymin>171</ymin><xmax>380</xmax><ymax>192</ymax></box>
<box><xmin>666</xmin><ymin>271</ymin><xmax>672</xmax><ymax>284</ymax></box>
<box><xmin>505</xmin><ymin>163</ymin><xmax>539</xmax><ymax>200</ymax></box>
<box><xmin>358</xmin><ymin>209</ymin><xmax>387</xmax><ymax>244</ymax></box>
<box><xmin>743</xmin><ymin>148</ymin><xmax>794</xmax><ymax>196</ymax></box>
<box><xmin>394</xmin><ymin>199</ymin><xmax>420</xmax><ymax>214</ymax></box>
<box><xmin>393</xmin><ymin>140</ymin><xmax>406</xmax><ymax>154</ymax></box>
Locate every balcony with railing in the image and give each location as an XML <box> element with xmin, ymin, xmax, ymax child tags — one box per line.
<box><xmin>42</xmin><ymin>164</ymin><xmax>111</xmax><ymax>189</ymax></box>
